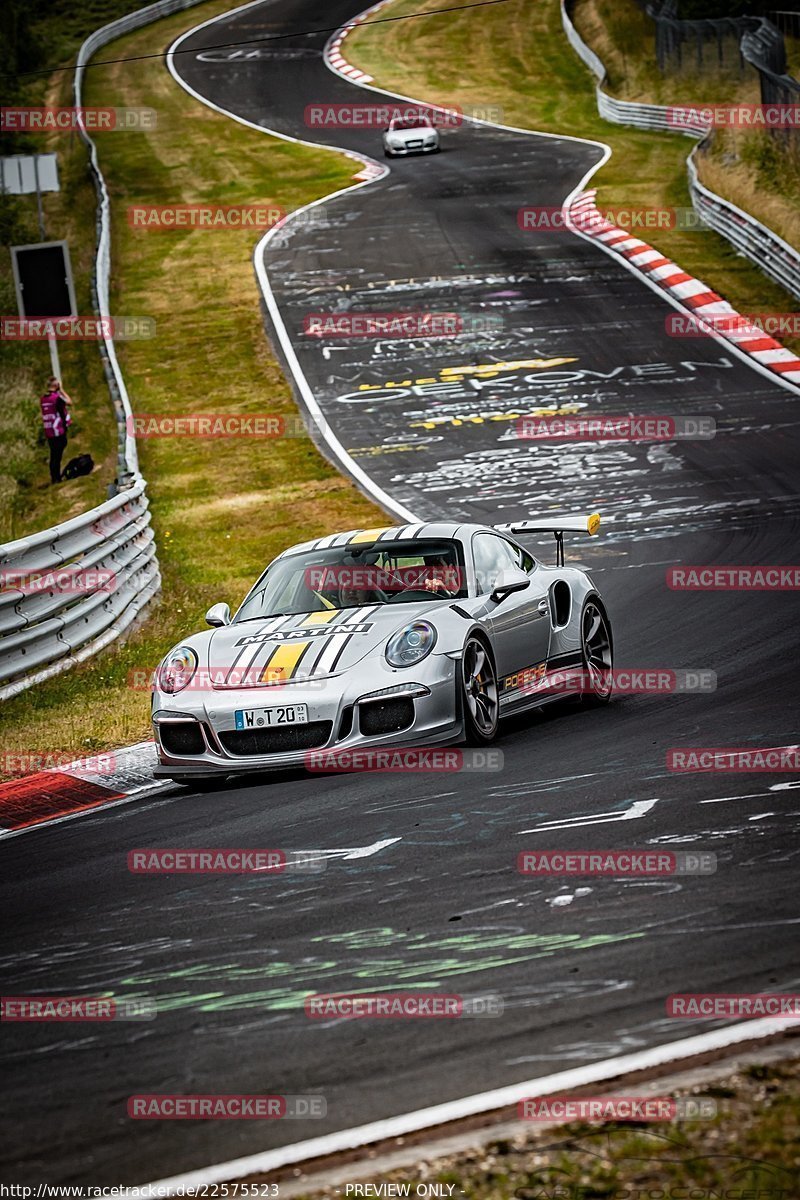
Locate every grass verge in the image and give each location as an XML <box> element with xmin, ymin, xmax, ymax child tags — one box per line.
<box><xmin>346</xmin><ymin>0</ymin><xmax>800</xmax><ymax>352</ymax></box>
<box><xmin>0</xmin><ymin>1</ymin><xmax>151</xmax><ymax>541</ymax></box>
<box><xmin>294</xmin><ymin>1058</ymin><xmax>800</xmax><ymax>1199</ymax></box>
<box><xmin>0</xmin><ymin>0</ymin><xmax>385</xmax><ymax>768</ymax></box>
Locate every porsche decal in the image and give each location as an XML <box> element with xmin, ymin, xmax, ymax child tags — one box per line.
<box><xmin>501</xmin><ymin>662</ymin><xmax>547</xmax><ymax>693</ymax></box>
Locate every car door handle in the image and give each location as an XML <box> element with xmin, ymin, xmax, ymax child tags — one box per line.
<box><xmin>537</xmin><ymin>599</ymin><xmax>549</xmax><ymax>615</ymax></box>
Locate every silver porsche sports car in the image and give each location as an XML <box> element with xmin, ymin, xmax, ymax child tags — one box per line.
<box><xmin>382</xmin><ymin>115</ymin><xmax>440</xmax><ymax>157</ymax></box>
<box><xmin>151</xmin><ymin>516</ymin><xmax>613</xmax><ymax>785</ymax></box>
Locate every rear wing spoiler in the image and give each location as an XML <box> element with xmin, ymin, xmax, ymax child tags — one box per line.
<box><xmin>494</xmin><ymin>512</ymin><xmax>601</xmax><ymax>566</ymax></box>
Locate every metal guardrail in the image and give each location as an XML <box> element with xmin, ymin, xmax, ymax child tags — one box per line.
<box><xmin>686</xmin><ymin>155</ymin><xmax>800</xmax><ymax>302</ymax></box>
<box><xmin>75</xmin><ymin>0</ymin><xmax>207</xmax><ymax>482</ymax></box>
<box><xmin>561</xmin><ymin>0</ymin><xmax>800</xmax><ymax>303</ymax></box>
<box><xmin>0</xmin><ymin>482</ymin><xmax>160</xmax><ymax>700</ymax></box>
<box><xmin>0</xmin><ymin>0</ymin><xmax>208</xmax><ymax>700</ymax></box>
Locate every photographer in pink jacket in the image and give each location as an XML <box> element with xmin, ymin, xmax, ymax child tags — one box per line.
<box><xmin>39</xmin><ymin>377</ymin><xmax>72</xmax><ymax>484</ymax></box>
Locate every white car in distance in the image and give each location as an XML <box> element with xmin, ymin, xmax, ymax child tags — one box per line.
<box><xmin>382</xmin><ymin>115</ymin><xmax>440</xmax><ymax>157</ymax></box>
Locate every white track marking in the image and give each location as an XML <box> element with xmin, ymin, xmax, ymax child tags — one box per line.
<box><xmin>268</xmin><ymin>837</ymin><xmax>402</xmax><ymax>867</ymax></box>
<box><xmin>518</xmin><ymin>797</ymin><xmax>658</xmax><ymax>833</ymax></box>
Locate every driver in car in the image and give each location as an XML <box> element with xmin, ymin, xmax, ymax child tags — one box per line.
<box><xmin>418</xmin><ymin>555</ymin><xmax>461</xmax><ymax>597</ymax></box>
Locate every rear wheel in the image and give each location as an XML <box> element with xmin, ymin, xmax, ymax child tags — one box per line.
<box><xmin>581</xmin><ymin>599</ymin><xmax>613</xmax><ymax>705</ymax></box>
<box><xmin>461</xmin><ymin>636</ymin><xmax>499</xmax><ymax>744</ymax></box>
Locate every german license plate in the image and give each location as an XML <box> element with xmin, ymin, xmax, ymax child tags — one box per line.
<box><xmin>235</xmin><ymin>704</ymin><xmax>309</xmax><ymax>729</ymax></box>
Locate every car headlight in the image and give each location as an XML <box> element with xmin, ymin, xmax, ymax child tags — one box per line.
<box><xmin>386</xmin><ymin>621</ymin><xmax>437</xmax><ymax>668</ymax></box>
<box><xmin>158</xmin><ymin>646</ymin><xmax>198</xmax><ymax>694</ymax></box>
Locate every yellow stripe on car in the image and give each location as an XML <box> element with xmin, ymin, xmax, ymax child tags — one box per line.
<box><xmin>349</xmin><ymin>528</ymin><xmax>390</xmax><ymax>544</ymax></box>
<box><xmin>260</xmin><ymin>610</ymin><xmax>340</xmax><ymax>682</ymax></box>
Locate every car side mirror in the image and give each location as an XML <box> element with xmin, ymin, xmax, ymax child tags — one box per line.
<box><xmin>490</xmin><ymin>568</ymin><xmax>531</xmax><ymax>604</ymax></box>
<box><xmin>205</xmin><ymin>602</ymin><xmax>231</xmax><ymax>627</ymax></box>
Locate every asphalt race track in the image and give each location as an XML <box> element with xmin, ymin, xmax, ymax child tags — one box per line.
<box><xmin>2</xmin><ymin>0</ymin><xmax>799</xmax><ymax>1185</ymax></box>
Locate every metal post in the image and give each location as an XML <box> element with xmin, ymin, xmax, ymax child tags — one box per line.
<box><xmin>32</xmin><ymin>155</ymin><xmax>46</xmax><ymax>240</ymax></box>
<box><xmin>48</xmin><ymin>336</ymin><xmax>61</xmax><ymax>383</ymax></box>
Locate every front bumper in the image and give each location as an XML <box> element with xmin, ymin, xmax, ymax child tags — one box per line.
<box><xmin>152</xmin><ymin>652</ymin><xmax>461</xmax><ymax>779</ymax></box>
<box><xmin>384</xmin><ymin>141</ymin><xmax>439</xmax><ymax>156</ymax></box>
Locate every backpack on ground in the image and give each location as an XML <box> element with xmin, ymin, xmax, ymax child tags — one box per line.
<box><xmin>62</xmin><ymin>454</ymin><xmax>94</xmax><ymax>479</ymax></box>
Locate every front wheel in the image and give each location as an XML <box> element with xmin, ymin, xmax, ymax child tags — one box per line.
<box><xmin>580</xmin><ymin>598</ymin><xmax>613</xmax><ymax>706</ymax></box>
<box><xmin>461</xmin><ymin>635</ymin><xmax>499</xmax><ymax>744</ymax></box>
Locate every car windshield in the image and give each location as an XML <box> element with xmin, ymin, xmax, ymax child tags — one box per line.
<box><xmin>391</xmin><ymin>118</ymin><xmax>430</xmax><ymax>131</ymax></box>
<box><xmin>234</xmin><ymin>539</ymin><xmax>467</xmax><ymax>622</ymax></box>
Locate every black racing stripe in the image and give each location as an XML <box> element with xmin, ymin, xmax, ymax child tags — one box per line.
<box><xmin>249</xmin><ymin>616</ymin><xmax>307</xmax><ymax>675</ymax></box>
<box><xmin>240</xmin><ymin>615</ymin><xmax>299</xmax><ymax>679</ymax></box>
<box><xmin>225</xmin><ymin>614</ymin><xmax>290</xmax><ymax>682</ymax></box>
<box><xmin>327</xmin><ymin>633</ymin><xmax>355</xmax><ymax>674</ymax></box>
<box><xmin>303</xmin><ymin>638</ymin><xmax>332</xmax><ymax>677</ymax></box>
<box><xmin>305</xmin><ymin>604</ymin><xmax>378</xmax><ymax>676</ymax></box>
<box><xmin>301</xmin><ymin>610</ymin><xmax>351</xmax><ymax>675</ymax></box>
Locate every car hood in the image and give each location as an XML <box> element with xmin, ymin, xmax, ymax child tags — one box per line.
<box><xmin>206</xmin><ymin>602</ymin><xmax>450</xmax><ymax>688</ymax></box>
<box><xmin>388</xmin><ymin>127</ymin><xmax>436</xmax><ymax>143</ymax></box>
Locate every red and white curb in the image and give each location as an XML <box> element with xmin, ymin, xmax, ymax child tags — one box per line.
<box><xmin>324</xmin><ymin>3</ymin><xmax>800</xmax><ymax>394</ymax></box>
<box><xmin>327</xmin><ymin>27</ymin><xmax>373</xmax><ymax>83</ymax></box>
<box><xmin>568</xmin><ymin>189</ymin><xmax>800</xmax><ymax>387</ymax></box>
<box><xmin>325</xmin><ymin>1</ymin><xmax>396</xmax><ymax>83</ymax></box>
<box><xmin>0</xmin><ymin>741</ymin><xmax>164</xmax><ymax>835</ymax></box>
